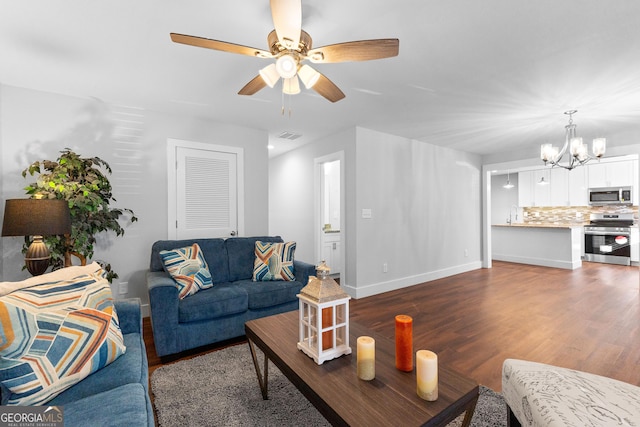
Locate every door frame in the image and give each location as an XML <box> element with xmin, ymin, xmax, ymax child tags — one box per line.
<box><xmin>314</xmin><ymin>151</ymin><xmax>345</xmax><ymax>276</ymax></box>
<box><xmin>167</xmin><ymin>138</ymin><xmax>245</xmax><ymax>239</ymax></box>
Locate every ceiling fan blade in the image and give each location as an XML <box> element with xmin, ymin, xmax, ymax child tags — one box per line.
<box><xmin>312</xmin><ymin>73</ymin><xmax>345</xmax><ymax>103</ymax></box>
<box><xmin>170</xmin><ymin>33</ymin><xmax>273</xmax><ymax>58</ymax></box>
<box><xmin>238</xmin><ymin>75</ymin><xmax>268</xmax><ymax>96</ymax></box>
<box><xmin>270</xmin><ymin>0</ymin><xmax>302</xmax><ymax>49</ymax></box>
<box><xmin>307</xmin><ymin>39</ymin><xmax>399</xmax><ymax>63</ymax></box>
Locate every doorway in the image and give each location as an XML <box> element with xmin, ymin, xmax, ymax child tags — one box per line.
<box><xmin>314</xmin><ymin>152</ymin><xmax>345</xmax><ymax>278</ymax></box>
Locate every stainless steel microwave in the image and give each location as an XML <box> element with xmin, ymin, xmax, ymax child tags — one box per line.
<box><xmin>588</xmin><ymin>186</ymin><xmax>633</xmax><ymax>205</ymax></box>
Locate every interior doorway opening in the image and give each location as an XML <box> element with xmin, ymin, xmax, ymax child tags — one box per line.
<box><xmin>314</xmin><ymin>152</ymin><xmax>345</xmax><ymax>281</ymax></box>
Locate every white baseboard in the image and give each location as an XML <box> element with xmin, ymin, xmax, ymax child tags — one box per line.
<box><xmin>342</xmin><ymin>261</ymin><xmax>483</xmax><ymax>299</ymax></box>
<box><xmin>492</xmin><ymin>254</ymin><xmax>581</xmax><ymax>270</ymax></box>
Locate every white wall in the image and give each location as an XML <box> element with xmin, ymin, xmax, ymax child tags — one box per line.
<box><xmin>269</xmin><ymin>126</ymin><xmax>483</xmax><ymax>299</ymax></box>
<box><xmin>0</xmin><ymin>84</ymin><xmax>269</xmax><ymax>310</ymax></box>
<box><xmin>269</xmin><ymin>128</ymin><xmax>355</xmax><ymax>267</ymax></box>
<box><xmin>491</xmin><ymin>174</ymin><xmax>519</xmax><ymax>224</ymax></box>
<box><xmin>353</xmin><ymin>128</ymin><xmax>482</xmax><ymax>298</ymax></box>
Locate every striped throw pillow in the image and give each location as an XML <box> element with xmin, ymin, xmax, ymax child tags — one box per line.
<box><xmin>252</xmin><ymin>241</ymin><xmax>296</xmax><ymax>281</ymax></box>
<box><xmin>0</xmin><ymin>266</ymin><xmax>126</xmax><ymax>405</ymax></box>
<box><xmin>160</xmin><ymin>243</ymin><xmax>213</xmax><ymax>299</ymax></box>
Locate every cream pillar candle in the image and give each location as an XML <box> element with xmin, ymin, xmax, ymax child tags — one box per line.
<box><xmin>416</xmin><ymin>350</ymin><xmax>438</xmax><ymax>401</ymax></box>
<box><xmin>357</xmin><ymin>336</ymin><xmax>375</xmax><ymax>380</ymax></box>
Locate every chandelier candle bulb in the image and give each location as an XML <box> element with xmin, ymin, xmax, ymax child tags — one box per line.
<box><xmin>593</xmin><ymin>138</ymin><xmax>606</xmax><ymax>157</ymax></box>
<box><xmin>395</xmin><ymin>315</ymin><xmax>413</xmax><ymax>372</ymax></box>
<box><xmin>357</xmin><ymin>336</ymin><xmax>375</xmax><ymax>380</ymax></box>
<box><xmin>416</xmin><ymin>350</ymin><xmax>438</xmax><ymax>401</ymax></box>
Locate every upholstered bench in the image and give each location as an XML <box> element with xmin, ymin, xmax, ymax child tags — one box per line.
<box><xmin>502</xmin><ymin>359</ymin><xmax>640</xmax><ymax>426</ymax></box>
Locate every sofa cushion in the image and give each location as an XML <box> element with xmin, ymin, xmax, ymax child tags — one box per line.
<box><xmin>63</xmin><ymin>383</ymin><xmax>153</xmax><ymax>427</ymax></box>
<box><xmin>226</xmin><ymin>236</ymin><xmax>283</xmax><ymax>282</ymax></box>
<box><xmin>150</xmin><ymin>238</ymin><xmax>230</xmax><ymax>283</ymax></box>
<box><xmin>235</xmin><ymin>279</ymin><xmax>304</xmax><ymax>310</ymax></box>
<box><xmin>160</xmin><ymin>243</ymin><xmax>213</xmax><ymax>299</ymax></box>
<box><xmin>0</xmin><ymin>264</ymin><xmax>126</xmax><ymax>406</ymax></box>
<box><xmin>178</xmin><ymin>284</ymin><xmax>248</xmax><ymax>323</ymax></box>
<box><xmin>253</xmin><ymin>241</ymin><xmax>296</xmax><ymax>281</ymax></box>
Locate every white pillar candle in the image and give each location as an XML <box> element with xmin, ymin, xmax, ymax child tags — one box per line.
<box><xmin>357</xmin><ymin>336</ymin><xmax>375</xmax><ymax>380</ymax></box>
<box><xmin>416</xmin><ymin>350</ymin><xmax>438</xmax><ymax>401</ymax></box>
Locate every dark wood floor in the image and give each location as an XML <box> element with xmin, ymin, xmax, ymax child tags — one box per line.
<box><xmin>144</xmin><ymin>261</ymin><xmax>640</xmax><ymax>392</ymax></box>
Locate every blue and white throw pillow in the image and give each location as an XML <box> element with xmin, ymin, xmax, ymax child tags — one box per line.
<box><xmin>160</xmin><ymin>243</ymin><xmax>213</xmax><ymax>299</ymax></box>
<box><xmin>252</xmin><ymin>241</ymin><xmax>296</xmax><ymax>281</ymax></box>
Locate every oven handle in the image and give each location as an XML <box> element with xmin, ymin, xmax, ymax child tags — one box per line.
<box><xmin>584</xmin><ymin>230</ymin><xmax>631</xmax><ymax>236</ymax></box>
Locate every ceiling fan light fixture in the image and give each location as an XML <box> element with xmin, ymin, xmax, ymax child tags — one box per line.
<box><xmin>282</xmin><ymin>75</ymin><xmax>301</xmax><ymax>95</ymax></box>
<box><xmin>298</xmin><ymin>64</ymin><xmax>320</xmax><ymax>89</ymax></box>
<box><xmin>275</xmin><ymin>54</ymin><xmax>298</xmax><ymax>79</ymax></box>
<box><xmin>259</xmin><ymin>64</ymin><xmax>280</xmax><ymax>88</ymax></box>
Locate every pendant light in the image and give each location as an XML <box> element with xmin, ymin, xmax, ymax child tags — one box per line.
<box><xmin>503</xmin><ymin>171</ymin><xmax>514</xmax><ymax>189</ymax></box>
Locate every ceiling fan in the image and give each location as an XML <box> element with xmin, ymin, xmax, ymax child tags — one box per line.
<box><xmin>170</xmin><ymin>0</ymin><xmax>399</xmax><ymax>103</ymax></box>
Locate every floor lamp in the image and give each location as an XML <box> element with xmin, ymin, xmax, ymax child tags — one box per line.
<box><xmin>1</xmin><ymin>199</ymin><xmax>72</xmax><ymax>276</ymax></box>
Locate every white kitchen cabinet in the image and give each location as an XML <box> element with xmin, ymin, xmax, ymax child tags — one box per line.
<box><xmin>568</xmin><ymin>166</ymin><xmax>589</xmax><ymax>206</ymax></box>
<box><xmin>518</xmin><ymin>171</ymin><xmax>534</xmax><ymax>207</ymax></box>
<box><xmin>533</xmin><ymin>169</ymin><xmax>550</xmax><ymax>206</ymax></box>
<box><xmin>519</xmin><ymin>169</ymin><xmax>558</xmax><ymax>207</ymax></box>
<box><xmin>550</xmin><ymin>168</ymin><xmax>569</xmax><ymax>206</ymax></box>
<box><xmin>588</xmin><ymin>160</ymin><xmax>634</xmax><ymax>188</ymax></box>
<box><xmin>321</xmin><ymin>232</ymin><xmax>341</xmax><ymax>274</ymax></box>
<box><xmin>632</xmin><ymin>227</ymin><xmax>639</xmax><ymax>264</ymax></box>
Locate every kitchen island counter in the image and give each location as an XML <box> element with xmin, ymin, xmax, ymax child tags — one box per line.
<box><xmin>493</xmin><ymin>223</ymin><xmax>586</xmax><ymax>229</ymax></box>
<box><xmin>492</xmin><ymin>223</ymin><xmax>583</xmax><ymax>269</ymax></box>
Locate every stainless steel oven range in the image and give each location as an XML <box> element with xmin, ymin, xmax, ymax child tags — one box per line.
<box><xmin>584</xmin><ymin>213</ymin><xmax>634</xmax><ymax>266</ymax></box>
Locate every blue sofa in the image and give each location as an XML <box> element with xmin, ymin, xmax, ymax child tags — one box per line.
<box><xmin>147</xmin><ymin>236</ymin><xmax>316</xmax><ymax>357</ymax></box>
<box><xmin>0</xmin><ymin>298</ymin><xmax>154</xmax><ymax>427</ymax></box>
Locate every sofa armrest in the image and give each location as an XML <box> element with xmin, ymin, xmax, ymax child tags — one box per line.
<box><xmin>294</xmin><ymin>260</ymin><xmax>316</xmax><ymax>286</ymax></box>
<box><xmin>146</xmin><ymin>271</ymin><xmax>180</xmax><ymax>357</ymax></box>
<box><xmin>114</xmin><ymin>298</ymin><xmax>142</xmax><ymax>335</ymax></box>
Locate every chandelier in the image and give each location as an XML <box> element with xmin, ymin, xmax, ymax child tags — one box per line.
<box><xmin>540</xmin><ymin>110</ymin><xmax>606</xmax><ymax>170</ymax></box>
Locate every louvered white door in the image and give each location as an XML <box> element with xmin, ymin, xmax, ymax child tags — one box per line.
<box><xmin>175</xmin><ymin>146</ymin><xmax>238</xmax><ymax>239</ymax></box>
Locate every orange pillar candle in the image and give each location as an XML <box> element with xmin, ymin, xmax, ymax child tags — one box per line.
<box><xmin>416</xmin><ymin>350</ymin><xmax>438</xmax><ymax>401</ymax></box>
<box><xmin>395</xmin><ymin>314</ymin><xmax>413</xmax><ymax>372</ymax></box>
<box><xmin>321</xmin><ymin>306</ymin><xmax>334</xmax><ymax>350</ymax></box>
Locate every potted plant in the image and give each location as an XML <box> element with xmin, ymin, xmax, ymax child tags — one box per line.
<box><xmin>22</xmin><ymin>148</ymin><xmax>137</xmax><ymax>282</ymax></box>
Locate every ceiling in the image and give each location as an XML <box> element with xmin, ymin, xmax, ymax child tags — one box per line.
<box><xmin>1</xmin><ymin>0</ymin><xmax>640</xmax><ymax>158</ymax></box>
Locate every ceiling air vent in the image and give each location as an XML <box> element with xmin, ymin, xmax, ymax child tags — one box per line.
<box><xmin>278</xmin><ymin>131</ymin><xmax>302</xmax><ymax>141</ymax></box>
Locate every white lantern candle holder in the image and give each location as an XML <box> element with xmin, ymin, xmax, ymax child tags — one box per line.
<box><xmin>297</xmin><ymin>261</ymin><xmax>351</xmax><ymax>365</ymax></box>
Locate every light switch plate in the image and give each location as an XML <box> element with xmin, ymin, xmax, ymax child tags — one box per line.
<box><xmin>362</xmin><ymin>208</ymin><xmax>372</xmax><ymax>219</ymax></box>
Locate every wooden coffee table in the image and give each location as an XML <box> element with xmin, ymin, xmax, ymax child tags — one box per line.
<box><xmin>245</xmin><ymin>311</ymin><xmax>479</xmax><ymax>427</ymax></box>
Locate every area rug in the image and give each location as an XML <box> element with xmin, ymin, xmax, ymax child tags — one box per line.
<box><xmin>151</xmin><ymin>344</ymin><xmax>506</xmax><ymax>427</ymax></box>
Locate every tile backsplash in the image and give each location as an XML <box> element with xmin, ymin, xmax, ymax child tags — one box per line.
<box><xmin>522</xmin><ymin>205</ymin><xmax>639</xmax><ymax>224</ymax></box>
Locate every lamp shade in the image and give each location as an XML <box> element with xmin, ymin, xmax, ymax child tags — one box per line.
<box><xmin>282</xmin><ymin>76</ymin><xmax>301</xmax><ymax>95</ymax></box>
<box><xmin>2</xmin><ymin>199</ymin><xmax>71</xmax><ymax>237</ymax></box>
<box><xmin>259</xmin><ymin>63</ymin><xmax>280</xmax><ymax>88</ymax></box>
<box><xmin>298</xmin><ymin>64</ymin><xmax>320</xmax><ymax>89</ymax></box>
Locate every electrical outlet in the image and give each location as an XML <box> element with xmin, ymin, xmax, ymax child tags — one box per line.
<box><xmin>383</xmin><ymin>262</ymin><xmax>388</xmax><ymax>273</ymax></box>
<box><xmin>464</xmin><ymin>249</ymin><xmax>469</xmax><ymax>257</ymax></box>
<box><xmin>119</xmin><ymin>281</ymin><xmax>128</xmax><ymax>295</ymax></box>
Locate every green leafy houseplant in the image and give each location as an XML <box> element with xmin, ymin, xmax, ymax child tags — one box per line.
<box><xmin>22</xmin><ymin>148</ymin><xmax>138</xmax><ymax>282</ymax></box>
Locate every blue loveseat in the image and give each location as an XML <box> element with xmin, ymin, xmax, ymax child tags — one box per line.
<box><xmin>146</xmin><ymin>236</ymin><xmax>315</xmax><ymax>357</ymax></box>
<box><xmin>0</xmin><ymin>298</ymin><xmax>154</xmax><ymax>427</ymax></box>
